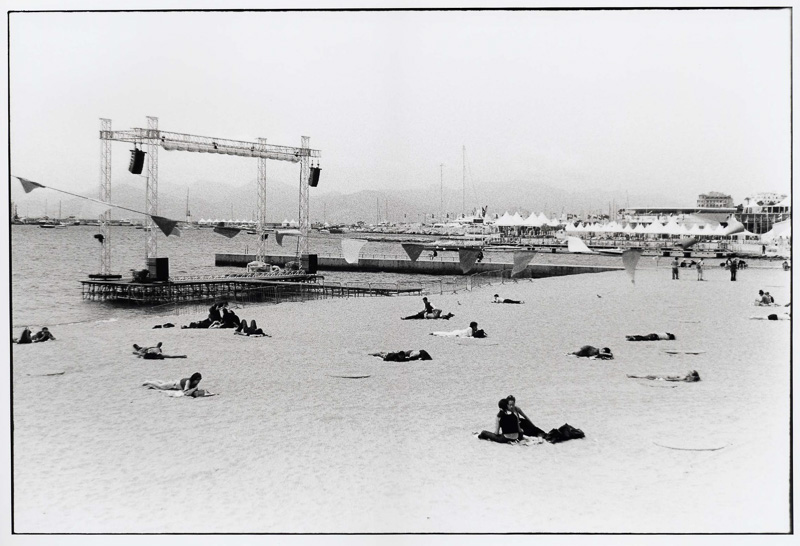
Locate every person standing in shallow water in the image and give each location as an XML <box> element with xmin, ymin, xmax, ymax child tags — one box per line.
<box><xmin>671</xmin><ymin>257</ymin><xmax>679</xmax><ymax>280</ymax></box>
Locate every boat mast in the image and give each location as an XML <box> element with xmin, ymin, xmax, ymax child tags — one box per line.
<box><xmin>439</xmin><ymin>163</ymin><xmax>444</xmax><ymax>223</ymax></box>
<box><xmin>462</xmin><ymin>146</ymin><xmax>465</xmax><ymax>218</ymax></box>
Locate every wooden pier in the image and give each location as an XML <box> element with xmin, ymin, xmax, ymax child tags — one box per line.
<box><xmin>80</xmin><ymin>273</ymin><xmax>422</xmax><ymax>305</ymax></box>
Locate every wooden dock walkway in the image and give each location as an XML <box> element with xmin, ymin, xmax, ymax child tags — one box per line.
<box><xmin>80</xmin><ymin>273</ymin><xmax>422</xmax><ymax>305</ymax></box>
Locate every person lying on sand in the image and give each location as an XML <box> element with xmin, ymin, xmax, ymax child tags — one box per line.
<box><xmin>430</xmin><ymin>321</ymin><xmax>486</xmax><ymax>338</ymax></box>
<box><xmin>750</xmin><ymin>313</ymin><xmax>790</xmax><ymax>321</ymax></box>
<box><xmin>569</xmin><ymin>346</ymin><xmax>614</xmax><ymax>359</ymax></box>
<box><xmin>142</xmin><ymin>372</ymin><xmax>215</xmax><ymax>397</ymax></box>
<box><xmin>401</xmin><ymin>297</ymin><xmax>454</xmax><ymax>320</ymax></box>
<box><xmin>31</xmin><ymin>327</ymin><xmax>56</xmax><ymax>343</ymax></box>
<box><xmin>234</xmin><ymin>319</ymin><xmax>270</xmax><ymax>337</ymax></box>
<box><xmin>132</xmin><ymin>342</ymin><xmax>187</xmax><ymax>359</ymax></box>
<box><xmin>13</xmin><ymin>327</ymin><xmax>33</xmax><ymax>344</ymax></box>
<box><xmin>625</xmin><ymin>332</ymin><xmax>675</xmax><ymax>341</ymax></box>
<box><xmin>478</xmin><ymin>398</ymin><xmax>522</xmax><ymax>443</ymax></box>
<box><xmin>627</xmin><ymin>370</ymin><xmax>701</xmax><ymax>382</ymax></box>
<box><xmin>493</xmin><ymin>294</ymin><xmax>523</xmax><ymax>304</ymax></box>
<box><xmin>369</xmin><ymin>350</ymin><xmax>432</xmax><ymax>362</ymax></box>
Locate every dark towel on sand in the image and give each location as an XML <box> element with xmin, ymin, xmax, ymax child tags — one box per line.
<box><xmin>544</xmin><ymin>423</ymin><xmax>585</xmax><ymax>443</ymax></box>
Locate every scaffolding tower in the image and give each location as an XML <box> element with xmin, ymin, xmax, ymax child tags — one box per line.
<box><xmin>99</xmin><ymin>117</ymin><xmax>321</xmax><ymax>272</ymax></box>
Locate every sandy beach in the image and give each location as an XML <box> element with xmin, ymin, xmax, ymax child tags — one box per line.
<box><xmin>10</xmin><ymin>264</ymin><xmax>791</xmax><ymax>534</ymax></box>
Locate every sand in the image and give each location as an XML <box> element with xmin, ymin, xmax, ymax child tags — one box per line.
<box><xmin>9</xmin><ymin>264</ymin><xmax>792</xmax><ymax>533</ymax></box>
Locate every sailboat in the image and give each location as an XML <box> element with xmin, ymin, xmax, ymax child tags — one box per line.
<box><xmin>39</xmin><ymin>200</ymin><xmax>67</xmax><ymax>228</ymax></box>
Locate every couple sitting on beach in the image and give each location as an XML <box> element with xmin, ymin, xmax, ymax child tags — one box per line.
<box><xmin>401</xmin><ymin>297</ymin><xmax>454</xmax><ymax>320</ymax></box>
<box><xmin>430</xmin><ymin>321</ymin><xmax>486</xmax><ymax>338</ymax></box>
<box><xmin>14</xmin><ymin>327</ymin><xmax>55</xmax><ymax>344</ymax></box>
<box><xmin>132</xmin><ymin>342</ymin><xmax>186</xmax><ymax>359</ymax></box>
<box><xmin>627</xmin><ymin>370</ymin><xmax>701</xmax><ymax>382</ymax></box>
<box><xmin>569</xmin><ymin>345</ymin><xmax>614</xmax><ymax>360</ymax></box>
<box><xmin>183</xmin><ymin>302</ymin><xmax>241</xmax><ymax>329</ymax></box>
<box><xmin>234</xmin><ymin>319</ymin><xmax>269</xmax><ymax>337</ymax></box>
<box><xmin>755</xmin><ymin>290</ymin><xmax>777</xmax><ymax>306</ymax></box>
<box><xmin>477</xmin><ymin>395</ymin><xmax>585</xmax><ymax>445</ymax></box>
<box><xmin>142</xmin><ymin>372</ymin><xmax>217</xmax><ymax>397</ymax></box>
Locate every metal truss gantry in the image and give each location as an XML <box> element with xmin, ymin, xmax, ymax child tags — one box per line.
<box><xmin>99</xmin><ymin>118</ymin><xmax>321</xmax><ymax>270</ymax></box>
<box><xmin>99</xmin><ymin>118</ymin><xmax>112</xmax><ymax>275</ymax></box>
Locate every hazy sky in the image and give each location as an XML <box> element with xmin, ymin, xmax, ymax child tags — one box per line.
<box><xmin>6</xmin><ymin>6</ymin><xmax>792</xmax><ymax>205</ymax></box>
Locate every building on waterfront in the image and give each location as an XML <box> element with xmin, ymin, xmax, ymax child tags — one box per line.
<box><xmin>736</xmin><ymin>193</ymin><xmax>790</xmax><ymax>235</ymax></box>
<box><xmin>697</xmin><ymin>191</ymin><xmax>733</xmax><ymax>208</ymax></box>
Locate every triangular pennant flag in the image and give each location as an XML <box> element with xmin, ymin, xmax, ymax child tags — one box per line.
<box><xmin>341</xmin><ymin>238</ymin><xmax>367</xmax><ymax>264</ymax></box>
<box><xmin>622</xmin><ymin>249</ymin><xmax>643</xmax><ymax>285</ymax></box>
<box><xmin>275</xmin><ymin>229</ymin><xmax>301</xmax><ymax>246</ymax></box>
<box><xmin>15</xmin><ymin>176</ymin><xmax>45</xmax><ymax>193</ymax></box>
<box><xmin>213</xmin><ymin>226</ymin><xmax>241</xmax><ymax>238</ymax></box>
<box><xmin>511</xmin><ymin>251</ymin><xmax>536</xmax><ymax>277</ymax></box>
<box><xmin>458</xmin><ymin>248</ymin><xmax>481</xmax><ymax>274</ymax></box>
<box><xmin>402</xmin><ymin>243</ymin><xmax>425</xmax><ymax>262</ymax></box>
<box><xmin>151</xmin><ymin>215</ymin><xmax>181</xmax><ymax>237</ymax></box>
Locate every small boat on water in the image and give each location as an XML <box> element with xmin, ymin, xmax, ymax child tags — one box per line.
<box><xmin>39</xmin><ymin>221</ymin><xmax>67</xmax><ymax>229</ymax></box>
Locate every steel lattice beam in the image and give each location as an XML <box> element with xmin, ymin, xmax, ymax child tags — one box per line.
<box><xmin>257</xmin><ymin>137</ymin><xmax>268</xmax><ymax>262</ymax></box>
<box><xmin>99</xmin><ymin>118</ymin><xmax>112</xmax><ymax>275</ymax></box>
<box><xmin>298</xmin><ymin>136</ymin><xmax>310</xmax><ymax>258</ymax></box>
<box><xmin>145</xmin><ymin>116</ymin><xmax>159</xmax><ymax>259</ymax></box>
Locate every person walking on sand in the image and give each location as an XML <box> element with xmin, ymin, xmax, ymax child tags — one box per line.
<box><xmin>696</xmin><ymin>258</ymin><xmax>704</xmax><ymax>281</ymax></box>
<box><xmin>671</xmin><ymin>257</ymin><xmax>679</xmax><ymax>280</ymax></box>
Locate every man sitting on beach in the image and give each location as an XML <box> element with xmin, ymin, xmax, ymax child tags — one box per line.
<box><xmin>627</xmin><ymin>370</ymin><xmax>701</xmax><ymax>382</ymax></box>
<box><xmin>569</xmin><ymin>346</ymin><xmax>614</xmax><ymax>359</ymax></box>
<box><xmin>430</xmin><ymin>321</ymin><xmax>486</xmax><ymax>338</ymax></box>
<box><xmin>493</xmin><ymin>294</ymin><xmax>523</xmax><ymax>304</ymax></box>
<box><xmin>402</xmin><ymin>297</ymin><xmax>454</xmax><ymax>320</ymax></box>
<box><xmin>31</xmin><ymin>327</ymin><xmax>56</xmax><ymax>343</ymax></box>
<box><xmin>369</xmin><ymin>350</ymin><xmax>432</xmax><ymax>362</ymax></box>
<box><xmin>626</xmin><ymin>332</ymin><xmax>676</xmax><ymax>341</ymax></box>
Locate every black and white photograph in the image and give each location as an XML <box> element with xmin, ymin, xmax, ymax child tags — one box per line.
<box><xmin>2</xmin><ymin>1</ymin><xmax>794</xmax><ymax>540</ymax></box>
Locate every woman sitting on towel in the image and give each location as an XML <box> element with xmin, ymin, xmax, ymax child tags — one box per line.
<box><xmin>478</xmin><ymin>398</ymin><xmax>522</xmax><ymax>443</ymax></box>
<box><xmin>370</xmin><ymin>350</ymin><xmax>432</xmax><ymax>362</ymax></box>
<box><xmin>626</xmin><ymin>332</ymin><xmax>675</xmax><ymax>341</ymax></box>
<box><xmin>430</xmin><ymin>321</ymin><xmax>486</xmax><ymax>338</ymax></box>
<box><xmin>627</xmin><ymin>370</ymin><xmax>701</xmax><ymax>382</ymax></box>
<box><xmin>493</xmin><ymin>294</ymin><xmax>523</xmax><ymax>304</ymax></box>
<box><xmin>570</xmin><ymin>346</ymin><xmax>614</xmax><ymax>359</ymax></box>
<box><xmin>235</xmin><ymin>319</ymin><xmax>268</xmax><ymax>337</ymax></box>
<box><xmin>13</xmin><ymin>327</ymin><xmax>33</xmax><ymax>344</ymax></box>
<box><xmin>142</xmin><ymin>372</ymin><xmax>213</xmax><ymax>397</ymax></box>
<box><xmin>505</xmin><ymin>395</ymin><xmax>546</xmax><ymax>438</ymax></box>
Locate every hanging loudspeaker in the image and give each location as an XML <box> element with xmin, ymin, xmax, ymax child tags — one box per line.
<box><xmin>309</xmin><ymin>167</ymin><xmax>321</xmax><ymax>187</ymax></box>
<box><xmin>129</xmin><ymin>149</ymin><xmax>146</xmax><ymax>174</ymax></box>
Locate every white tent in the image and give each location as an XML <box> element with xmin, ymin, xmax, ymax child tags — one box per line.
<box><xmin>662</xmin><ymin>219</ymin><xmax>682</xmax><ymax>235</ymax></box>
<box><xmin>523</xmin><ymin>212</ymin><xmax>542</xmax><ymax>227</ymax></box>
<box><xmin>494</xmin><ymin>212</ymin><xmax>513</xmax><ymax>226</ymax></box>
<box><xmin>510</xmin><ymin>212</ymin><xmax>525</xmax><ymax>226</ymax></box>
<box><xmin>546</xmin><ymin>216</ymin><xmax>561</xmax><ymax>227</ymax></box>
<box><xmin>633</xmin><ymin>223</ymin><xmax>647</xmax><ymax>234</ymax></box>
<box><xmin>761</xmin><ymin>219</ymin><xmax>791</xmax><ymax>242</ymax></box>
<box><xmin>644</xmin><ymin>221</ymin><xmax>664</xmax><ymax>234</ymax></box>
<box><xmin>537</xmin><ymin>212</ymin><xmax>550</xmax><ymax>225</ymax></box>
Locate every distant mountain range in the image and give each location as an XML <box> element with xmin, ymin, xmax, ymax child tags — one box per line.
<box><xmin>12</xmin><ymin>176</ymin><xmax>685</xmax><ymax>224</ymax></box>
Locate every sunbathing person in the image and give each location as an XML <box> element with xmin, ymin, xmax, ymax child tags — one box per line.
<box><xmin>569</xmin><ymin>346</ymin><xmax>614</xmax><ymax>359</ymax></box>
<box><xmin>234</xmin><ymin>319</ymin><xmax>269</xmax><ymax>337</ymax></box>
<box><xmin>369</xmin><ymin>350</ymin><xmax>432</xmax><ymax>362</ymax></box>
<box><xmin>478</xmin><ymin>398</ymin><xmax>522</xmax><ymax>443</ymax></box>
<box><xmin>493</xmin><ymin>294</ymin><xmax>523</xmax><ymax>304</ymax></box>
<box><xmin>143</xmin><ymin>372</ymin><xmax>206</xmax><ymax>396</ymax></box>
<box><xmin>750</xmin><ymin>314</ymin><xmax>790</xmax><ymax>321</ymax></box>
<box><xmin>625</xmin><ymin>332</ymin><xmax>676</xmax><ymax>341</ymax></box>
<box><xmin>31</xmin><ymin>327</ymin><xmax>56</xmax><ymax>343</ymax></box>
<box><xmin>430</xmin><ymin>321</ymin><xmax>486</xmax><ymax>338</ymax></box>
<box><xmin>132</xmin><ymin>342</ymin><xmax>187</xmax><ymax>359</ymax></box>
<box><xmin>216</xmin><ymin>307</ymin><xmax>241</xmax><ymax>329</ymax></box>
<box><xmin>402</xmin><ymin>297</ymin><xmax>454</xmax><ymax>320</ymax></box>
<box><xmin>13</xmin><ymin>327</ymin><xmax>33</xmax><ymax>344</ymax></box>
<box><xmin>627</xmin><ymin>370</ymin><xmax>701</xmax><ymax>382</ymax></box>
